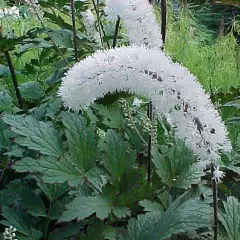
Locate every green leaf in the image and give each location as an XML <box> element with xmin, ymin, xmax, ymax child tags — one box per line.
<box><xmin>3</xmin><ymin>115</ymin><xmax>63</xmax><ymax>157</ymax></box>
<box><xmin>59</xmin><ymin>195</ymin><xmax>112</xmax><ymax>222</ymax></box>
<box><xmin>121</xmin><ymin>197</ymin><xmax>211</xmax><ymax>240</ymax></box>
<box><xmin>36</xmin><ymin>179</ymin><xmax>68</xmax><ymax>203</ymax></box>
<box><xmin>62</xmin><ymin>112</ymin><xmax>98</xmax><ymax>172</ymax></box>
<box><xmin>102</xmin><ymin>130</ymin><xmax>135</xmax><ymax>182</ymax></box>
<box><xmin>19</xmin><ymin>189</ymin><xmax>46</xmax><ymax>217</ymax></box>
<box><xmin>48</xmin><ymin>223</ymin><xmax>84</xmax><ymax>240</ymax></box>
<box><xmin>1</xmin><ymin>206</ymin><xmax>42</xmax><ymax>240</ymax></box>
<box><xmin>13</xmin><ymin>157</ymin><xmax>84</xmax><ymax>186</ymax></box>
<box><xmin>19</xmin><ymin>82</ymin><xmax>45</xmax><ymax>100</ymax></box>
<box><xmin>85</xmin><ymin>168</ymin><xmax>108</xmax><ymax>193</ymax></box>
<box><xmin>93</xmin><ymin>104</ymin><xmax>124</xmax><ymax>129</ymax></box>
<box><xmin>172</xmin><ymin>163</ymin><xmax>205</xmax><ymax>189</ymax></box>
<box><xmin>112</xmin><ymin>206</ymin><xmax>131</xmax><ymax>218</ymax></box>
<box><xmin>139</xmin><ymin>200</ymin><xmax>164</xmax><ymax>213</ymax></box>
<box><xmin>0</xmin><ymin>91</ymin><xmax>13</xmax><ymax>111</ymax></box>
<box><xmin>218</xmin><ymin>196</ymin><xmax>240</xmax><ymax>240</ymax></box>
<box><xmin>152</xmin><ymin>143</ymin><xmax>198</xmax><ymax>188</ymax></box>
<box><xmin>0</xmin><ymin>119</ymin><xmax>9</xmax><ymax>152</ymax></box>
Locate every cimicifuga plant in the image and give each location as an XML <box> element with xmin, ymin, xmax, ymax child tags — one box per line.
<box><xmin>58</xmin><ymin>0</ymin><xmax>232</xmax><ymax>239</ymax></box>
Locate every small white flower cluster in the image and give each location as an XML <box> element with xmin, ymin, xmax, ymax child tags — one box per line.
<box><xmin>212</xmin><ymin>165</ymin><xmax>225</xmax><ymax>183</ymax></box>
<box><xmin>3</xmin><ymin>226</ymin><xmax>17</xmax><ymax>240</ymax></box>
<box><xmin>81</xmin><ymin>10</ymin><xmax>102</xmax><ymax>47</ymax></box>
<box><xmin>104</xmin><ymin>0</ymin><xmax>163</xmax><ymax>49</ymax></box>
<box><xmin>0</xmin><ymin>6</ymin><xmax>19</xmax><ymax>19</ymax></box>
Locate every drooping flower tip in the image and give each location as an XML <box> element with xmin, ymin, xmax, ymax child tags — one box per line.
<box><xmin>212</xmin><ymin>165</ymin><xmax>226</xmax><ymax>182</ymax></box>
<box><xmin>104</xmin><ymin>0</ymin><xmax>163</xmax><ymax>48</ymax></box>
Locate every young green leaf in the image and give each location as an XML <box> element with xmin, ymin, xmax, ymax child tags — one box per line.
<box><xmin>62</xmin><ymin>112</ymin><xmax>97</xmax><ymax>172</ymax></box>
<box><xmin>19</xmin><ymin>82</ymin><xmax>45</xmax><ymax>100</ymax></box>
<box><xmin>59</xmin><ymin>194</ymin><xmax>130</xmax><ymax>222</ymax></box>
<box><xmin>59</xmin><ymin>195</ymin><xmax>113</xmax><ymax>222</ymax></box>
<box><xmin>139</xmin><ymin>200</ymin><xmax>164</xmax><ymax>213</ymax></box>
<box><xmin>102</xmin><ymin>130</ymin><xmax>136</xmax><ymax>182</ymax></box>
<box><xmin>92</xmin><ymin>104</ymin><xmax>124</xmax><ymax>129</ymax></box>
<box><xmin>152</xmin><ymin>143</ymin><xmax>199</xmax><ymax>188</ymax></box>
<box><xmin>3</xmin><ymin>115</ymin><xmax>63</xmax><ymax>157</ymax></box>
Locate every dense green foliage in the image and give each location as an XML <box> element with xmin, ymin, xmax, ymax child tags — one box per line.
<box><xmin>0</xmin><ymin>0</ymin><xmax>240</xmax><ymax>239</ymax></box>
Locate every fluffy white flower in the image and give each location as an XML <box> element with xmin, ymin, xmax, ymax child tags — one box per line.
<box><xmin>212</xmin><ymin>165</ymin><xmax>225</xmax><ymax>182</ymax></box>
<box><xmin>132</xmin><ymin>97</ymin><xmax>147</xmax><ymax>107</ymax></box>
<box><xmin>104</xmin><ymin>0</ymin><xmax>162</xmax><ymax>48</ymax></box>
<box><xmin>58</xmin><ymin>45</ymin><xmax>232</xmax><ymax>167</ymax></box>
<box><xmin>81</xmin><ymin>9</ymin><xmax>101</xmax><ymax>47</ymax></box>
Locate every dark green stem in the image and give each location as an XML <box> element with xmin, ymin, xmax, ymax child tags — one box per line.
<box><xmin>112</xmin><ymin>17</ymin><xmax>120</xmax><ymax>48</ymax></box>
<box><xmin>211</xmin><ymin>163</ymin><xmax>218</xmax><ymax>240</ymax></box>
<box><xmin>4</xmin><ymin>51</ymin><xmax>25</xmax><ymax>110</ymax></box>
<box><xmin>161</xmin><ymin>0</ymin><xmax>167</xmax><ymax>45</ymax></box>
<box><xmin>70</xmin><ymin>0</ymin><xmax>78</xmax><ymax>62</ymax></box>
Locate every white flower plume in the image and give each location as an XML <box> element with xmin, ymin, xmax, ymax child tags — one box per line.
<box><xmin>81</xmin><ymin>9</ymin><xmax>101</xmax><ymax>47</ymax></box>
<box><xmin>58</xmin><ymin>45</ymin><xmax>232</xmax><ymax>167</ymax></box>
<box><xmin>104</xmin><ymin>0</ymin><xmax>162</xmax><ymax>49</ymax></box>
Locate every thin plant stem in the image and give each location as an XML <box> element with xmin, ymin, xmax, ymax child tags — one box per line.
<box><xmin>211</xmin><ymin>163</ymin><xmax>218</xmax><ymax>240</ymax></box>
<box><xmin>112</xmin><ymin>16</ymin><xmax>120</xmax><ymax>48</ymax></box>
<box><xmin>4</xmin><ymin>51</ymin><xmax>25</xmax><ymax>111</ymax></box>
<box><xmin>28</xmin><ymin>0</ymin><xmax>71</xmax><ymax>67</ymax></box>
<box><xmin>70</xmin><ymin>0</ymin><xmax>78</xmax><ymax>63</ymax></box>
<box><xmin>0</xmin><ymin>28</ymin><xmax>25</xmax><ymax>111</ymax></box>
<box><xmin>161</xmin><ymin>0</ymin><xmax>167</xmax><ymax>45</ymax></box>
<box><xmin>92</xmin><ymin>0</ymin><xmax>104</xmax><ymax>47</ymax></box>
<box><xmin>147</xmin><ymin>101</ymin><xmax>153</xmax><ymax>182</ymax></box>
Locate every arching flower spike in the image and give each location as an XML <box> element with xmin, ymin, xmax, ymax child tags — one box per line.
<box><xmin>104</xmin><ymin>0</ymin><xmax>163</xmax><ymax>49</ymax></box>
<box><xmin>58</xmin><ymin>45</ymin><xmax>232</xmax><ymax>168</ymax></box>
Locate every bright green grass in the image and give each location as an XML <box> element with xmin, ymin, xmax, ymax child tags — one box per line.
<box><xmin>163</xmin><ymin>8</ymin><xmax>240</xmax><ymax>93</ymax></box>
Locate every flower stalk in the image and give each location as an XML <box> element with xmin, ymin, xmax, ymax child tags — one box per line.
<box><xmin>70</xmin><ymin>0</ymin><xmax>78</xmax><ymax>63</ymax></box>
<box><xmin>211</xmin><ymin>163</ymin><xmax>218</xmax><ymax>240</ymax></box>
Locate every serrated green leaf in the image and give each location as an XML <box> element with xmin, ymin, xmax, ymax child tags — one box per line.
<box><xmin>1</xmin><ymin>206</ymin><xmax>42</xmax><ymax>240</ymax></box>
<box><xmin>102</xmin><ymin>130</ymin><xmax>135</xmax><ymax>182</ymax></box>
<box><xmin>62</xmin><ymin>112</ymin><xmax>97</xmax><ymax>172</ymax></box>
<box><xmin>121</xmin><ymin>197</ymin><xmax>211</xmax><ymax>240</ymax></box>
<box><xmin>36</xmin><ymin>179</ymin><xmax>68</xmax><ymax>203</ymax></box>
<box><xmin>0</xmin><ymin>91</ymin><xmax>13</xmax><ymax>111</ymax></box>
<box><xmin>152</xmin><ymin>143</ymin><xmax>197</xmax><ymax>188</ymax></box>
<box><xmin>85</xmin><ymin>168</ymin><xmax>108</xmax><ymax>193</ymax></box>
<box><xmin>19</xmin><ymin>82</ymin><xmax>45</xmax><ymax>100</ymax></box>
<box><xmin>13</xmin><ymin>157</ymin><xmax>84</xmax><ymax>186</ymax></box>
<box><xmin>59</xmin><ymin>195</ymin><xmax>113</xmax><ymax>222</ymax></box>
<box><xmin>93</xmin><ymin>104</ymin><xmax>124</xmax><ymax>129</ymax></box>
<box><xmin>112</xmin><ymin>206</ymin><xmax>131</xmax><ymax>218</ymax></box>
<box><xmin>49</xmin><ymin>196</ymin><xmax>73</xmax><ymax>220</ymax></box>
<box><xmin>139</xmin><ymin>200</ymin><xmax>164</xmax><ymax>213</ymax></box>
<box><xmin>0</xmin><ymin>119</ymin><xmax>9</xmax><ymax>151</ymax></box>
<box><xmin>172</xmin><ymin>163</ymin><xmax>205</xmax><ymax>189</ymax></box>
<box><xmin>48</xmin><ymin>223</ymin><xmax>84</xmax><ymax>240</ymax></box>
<box><xmin>218</xmin><ymin>196</ymin><xmax>240</xmax><ymax>240</ymax></box>
<box><xmin>19</xmin><ymin>189</ymin><xmax>46</xmax><ymax>217</ymax></box>
<box><xmin>3</xmin><ymin>115</ymin><xmax>63</xmax><ymax>157</ymax></box>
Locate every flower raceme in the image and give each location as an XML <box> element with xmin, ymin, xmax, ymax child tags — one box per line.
<box><xmin>58</xmin><ymin>45</ymin><xmax>232</xmax><ymax>168</ymax></box>
<box><xmin>104</xmin><ymin>0</ymin><xmax>163</xmax><ymax>49</ymax></box>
